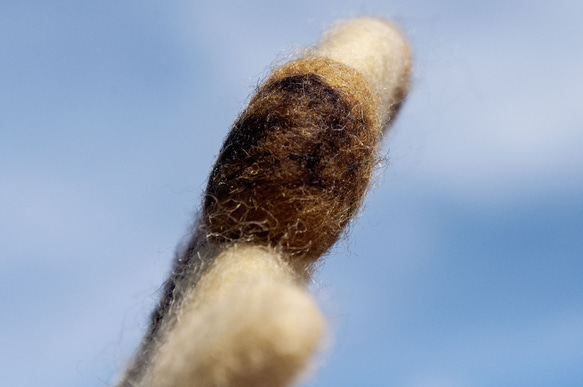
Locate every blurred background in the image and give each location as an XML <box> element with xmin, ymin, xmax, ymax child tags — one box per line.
<box><xmin>1</xmin><ymin>1</ymin><xmax>582</xmax><ymax>386</ymax></box>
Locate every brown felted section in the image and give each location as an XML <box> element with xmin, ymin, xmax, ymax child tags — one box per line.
<box><xmin>204</xmin><ymin>58</ymin><xmax>380</xmax><ymax>262</ymax></box>
<box><xmin>116</xmin><ymin>18</ymin><xmax>413</xmax><ymax>387</ymax></box>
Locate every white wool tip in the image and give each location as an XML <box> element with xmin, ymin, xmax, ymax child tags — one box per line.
<box><xmin>144</xmin><ymin>245</ymin><xmax>326</xmax><ymax>387</ymax></box>
<box><xmin>312</xmin><ymin>17</ymin><xmax>412</xmax><ymax>126</ymax></box>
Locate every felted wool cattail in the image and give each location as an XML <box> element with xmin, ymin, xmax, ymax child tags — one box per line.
<box><xmin>117</xmin><ymin>17</ymin><xmax>411</xmax><ymax>387</ymax></box>
<box><xmin>204</xmin><ymin>18</ymin><xmax>411</xmax><ymax>262</ymax></box>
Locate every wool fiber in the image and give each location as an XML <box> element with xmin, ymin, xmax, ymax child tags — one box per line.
<box><xmin>117</xmin><ymin>17</ymin><xmax>411</xmax><ymax>387</ymax></box>
<box><xmin>143</xmin><ymin>245</ymin><xmax>325</xmax><ymax>387</ymax></box>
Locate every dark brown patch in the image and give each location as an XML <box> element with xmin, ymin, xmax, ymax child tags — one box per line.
<box><xmin>203</xmin><ymin>72</ymin><xmax>378</xmax><ymax>261</ymax></box>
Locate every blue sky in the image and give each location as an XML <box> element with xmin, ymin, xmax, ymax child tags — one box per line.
<box><xmin>1</xmin><ymin>1</ymin><xmax>582</xmax><ymax>386</ymax></box>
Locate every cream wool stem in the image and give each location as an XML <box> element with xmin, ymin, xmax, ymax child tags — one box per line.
<box><xmin>143</xmin><ymin>245</ymin><xmax>325</xmax><ymax>387</ymax></box>
<box><xmin>117</xmin><ymin>17</ymin><xmax>411</xmax><ymax>387</ymax></box>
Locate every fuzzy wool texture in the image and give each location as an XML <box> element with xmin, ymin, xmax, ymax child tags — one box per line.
<box><xmin>117</xmin><ymin>17</ymin><xmax>411</xmax><ymax>387</ymax></box>
<box><xmin>205</xmin><ymin>57</ymin><xmax>378</xmax><ymax>261</ymax></box>
<box><xmin>204</xmin><ymin>18</ymin><xmax>411</xmax><ymax>261</ymax></box>
<box><xmin>142</xmin><ymin>245</ymin><xmax>325</xmax><ymax>387</ymax></box>
<box><xmin>309</xmin><ymin>17</ymin><xmax>411</xmax><ymax>128</ymax></box>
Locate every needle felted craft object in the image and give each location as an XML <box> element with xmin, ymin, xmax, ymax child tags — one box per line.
<box><xmin>117</xmin><ymin>17</ymin><xmax>411</xmax><ymax>387</ymax></box>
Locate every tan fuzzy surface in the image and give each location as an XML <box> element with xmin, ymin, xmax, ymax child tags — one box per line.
<box><xmin>116</xmin><ymin>17</ymin><xmax>411</xmax><ymax>387</ymax></box>
<box><xmin>311</xmin><ymin>17</ymin><xmax>412</xmax><ymax>128</ymax></box>
<box><xmin>142</xmin><ymin>245</ymin><xmax>325</xmax><ymax>387</ymax></box>
<box><xmin>204</xmin><ymin>19</ymin><xmax>411</xmax><ymax>261</ymax></box>
<box><xmin>204</xmin><ymin>57</ymin><xmax>380</xmax><ymax>262</ymax></box>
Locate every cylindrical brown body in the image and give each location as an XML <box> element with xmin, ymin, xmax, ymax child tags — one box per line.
<box><xmin>117</xmin><ymin>18</ymin><xmax>412</xmax><ymax>387</ymax></box>
<box><xmin>204</xmin><ymin>58</ymin><xmax>380</xmax><ymax>261</ymax></box>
